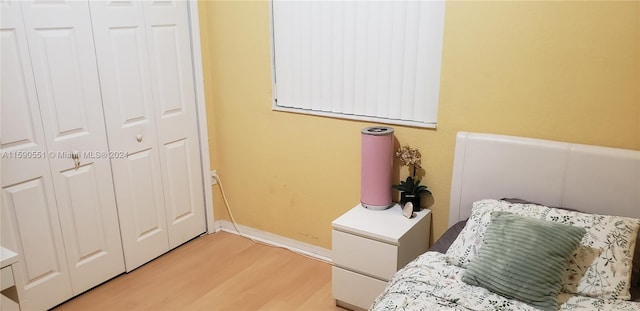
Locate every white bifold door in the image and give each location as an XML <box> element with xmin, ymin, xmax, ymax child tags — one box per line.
<box><xmin>89</xmin><ymin>0</ymin><xmax>206</xmax><ymax>271</ymax></box>
<box><xmin>1</xmin><ymin>1</ymin><xmax>124</xmax><ymax>310</ymax></box>
<box><xmin>1</xmin><ymin>0</ymin><xmax>206</xmax><ymax>309</ymax></box>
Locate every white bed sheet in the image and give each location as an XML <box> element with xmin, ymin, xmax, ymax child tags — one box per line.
<box><xmin>370</xmin><ymin>252</ymin><xmax>640</xmax><ymax>311</ymax></box>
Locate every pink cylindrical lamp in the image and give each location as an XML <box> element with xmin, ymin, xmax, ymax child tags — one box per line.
<box><xmin>360</xmin><ymin>126</ymin><xmax>394</xmax><ymax>210</ymax></box>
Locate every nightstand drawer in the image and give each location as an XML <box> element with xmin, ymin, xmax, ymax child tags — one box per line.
<box><xmin>332</xmin><ymin>230</ymin><xmax>397</xmax><ymax>280</ymax></box>
<box><xmin>332</xmin><ymin>266</ymin><xmax>387</xmax><ymax>310</ymax></box>
<box><xmin>0</xmin><ymin>266</ymin><xmax>14</xmax><ymax>291</ymax></box>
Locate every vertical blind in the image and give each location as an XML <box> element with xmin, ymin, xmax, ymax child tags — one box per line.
<box><xmin>271</xmin><ymin>1</ymin><xmax>445</xmax><ymax>128</ymax></box>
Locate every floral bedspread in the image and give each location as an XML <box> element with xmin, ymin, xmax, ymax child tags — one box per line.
<box><xmin>370</xmin><ymin>252</ymin><xmax>640</xmax><ymax>311</ymax></box>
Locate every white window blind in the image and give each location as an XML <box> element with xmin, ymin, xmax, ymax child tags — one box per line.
<box><xmin>271</xmin><ymin>1</ymin><xmax>445</xmax><ymax>128</ymax></box>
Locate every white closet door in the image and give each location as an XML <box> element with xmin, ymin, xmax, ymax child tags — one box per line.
<box><xmin>145</xmin><ymin>1</ymin><xmax>206</xmax><ymax>248</ymax></box>
<box><xmin>88</xmin><ymin>0</ymin><xmax>170</xmax><ymax>272</ymax></box>
<box><xmin>18</xmin><ymin>0</ymin><xmax>125</xmax><ymax>294</ymax></box>
<box><xmin>0</xmin><ymin>2</ymin><xmax>73</xmax><ymax>309</ymax></box>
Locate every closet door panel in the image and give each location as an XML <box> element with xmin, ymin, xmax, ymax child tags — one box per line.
<box><xmin>146</xmin><ymin>1</ymin><xmax>206</xmax><ymax>248</ymax></box>
<box><xmin>114</xmin><ymin>148</ymin><xmax>169</xmax><ymax>271</ymax></box>
<box><xmin>0</xmin><ymin>30</ymin><xmax>38</xmax><ymax>154</ymax></box>
<box><xmin>88</xmin><ymin>0</ymin><xmax>169</xmax><ymax>272</ymax></box>
<box><xmin>1</xmin><ymin>179</ymin><xmax>72</xmax><ymax>311</ymax></box>
<box><xmin>126</xmin><ymin>149</ymin><xmax>164</xmax><ymax>234</ymax></box>
<box><xmin>30</xmin><ymin>27</ymin><xmax>88</xmax><ymax>135</ymax></box>
<box><xmin>146</xmin><ymin>1</ymin><xmax>198</xmax><ymax>141</ymax></box>
<box><xmin>56</xmin><ymin>163</ymin><xmax>123</xmax><ymax>290</ymax></box>
<box><xmin>19</xmin><ymin>0</ymin><xmax>124</xmax><ymax>295</ymax></box>
<box><xmin>61</xmin><ymin>167</ymin><xmax>108</xmax><ymax>255</ymax></box>
<box><xmin>0</xmin><ymin>16</ymin><xmax>47</xmax><ymax>184</ymax></box>
<box><xmin>20</xmin><ymin>1</ymin><xmax>104</xmax><ymax>151</ymax></box>
<box><xmin>3</xmin><ymin>181</ymin><xmax>63</xmax><ymax>280</ymax></box>
<box><xmin>1</xmin><ymin>2</ymin><xmax>73</xmax><ymax>309</ymax></box>
<box><xmin>88</xmin><ymin>0</ymin><xmax>157</xmax><ymax>151</ymax></box>
<box><xmin>151</xmin><ymin>25</ymin><xmax>184</xmax><ymax>117</ymax></box>
<box><xmin>164</xmin><ymin>139</ymin><xmax>196</xmax><ymax>225</ymax></box>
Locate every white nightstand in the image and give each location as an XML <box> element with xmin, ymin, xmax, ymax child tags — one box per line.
<box><xmin>331</xmin><ymin>204</ymin><xmax>431</xmax><ymax>310</ymax></box>
<box><xmin>1</xmin><ymin>247</ymin><xmax>22</xmax><ymax>311</ymax></box>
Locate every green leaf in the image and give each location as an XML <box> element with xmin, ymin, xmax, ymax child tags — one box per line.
<box><xmin>394</xmin><ymin>175</ymin><xmax>433</xmax><ymax>195</ymax></box>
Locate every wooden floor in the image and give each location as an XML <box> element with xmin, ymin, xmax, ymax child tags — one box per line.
<box><xmin>53</xmin><ymin>232</ymin><xmax>347</xmax><ymax>311</ymax></box>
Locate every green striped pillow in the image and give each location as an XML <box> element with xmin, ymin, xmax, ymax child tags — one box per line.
<box><xmin>462</xmin><ymin>211</ymin><xmax>586</xmax><ymax>311</ymax></box>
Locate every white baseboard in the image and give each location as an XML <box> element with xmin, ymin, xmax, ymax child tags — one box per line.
<box><xmin>213</xmin><ymin>220</ymin><xmax>332</xmax><ymax>263</ymax></box>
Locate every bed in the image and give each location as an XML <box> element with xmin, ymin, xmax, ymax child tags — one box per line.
<box><xmin>370</xmin><ymin>132</ymin><xmax>640</xmax><ymax>311</ymax></box>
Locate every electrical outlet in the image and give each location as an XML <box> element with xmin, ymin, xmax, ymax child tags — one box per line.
<box><xmin>210</xmin><ymin>170</ymin><xmax>217</xmax><ymax>185</ymax></box>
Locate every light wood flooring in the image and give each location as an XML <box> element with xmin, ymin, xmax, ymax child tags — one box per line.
<box><xmin>53</xmin><ymin>231</ymin><xmax>347</xmax><ymax>311</ymax></box>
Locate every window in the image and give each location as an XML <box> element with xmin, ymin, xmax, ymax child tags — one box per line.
<box><xmin>270</xmin><ymin>1</ymin><xmax>445</xmax><ymax>128</ymax></box>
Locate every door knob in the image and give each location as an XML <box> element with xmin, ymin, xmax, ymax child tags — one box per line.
<box><xmin>71</xmin><ymin>151</ymin><xmax>80</xmax><ymax>170</ymax></box>
<box><xmin>136</xmin><ymin>134</ymin><xmax>143</xmax><ymax>142</ymax></box>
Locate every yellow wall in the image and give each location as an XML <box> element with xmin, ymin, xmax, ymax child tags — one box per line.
<box><xmin>198</xmin><ymin>0</ymin><xmax>640</xmax><ymax>249</ymax></box>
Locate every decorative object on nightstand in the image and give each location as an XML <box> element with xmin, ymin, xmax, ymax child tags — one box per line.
<box><xmin>360</xmin><ymin>126</ymin><xmax>395</xmax><ymax>211</ymax></box>
<box><xmin>332</xmin><ymin>204</ymin><xmax>431</xmax><ymax>310</ymax></box>
<box><xmin>402</xmin><ymin>202</ymin><xmax>416</xmax><ymax>219</ymax></box>
<box><xmin>392</xmin><ymin>145</ymin><xmax>431</xmax><ymax>212</ymax></box>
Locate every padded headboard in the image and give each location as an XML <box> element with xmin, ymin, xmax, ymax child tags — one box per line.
<box><xmin>449</xmin><ymin>132</ymin><xmax>640</xmax><ymax>227</ymax></box>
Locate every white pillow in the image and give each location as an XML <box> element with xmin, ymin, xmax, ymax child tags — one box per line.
<box><xmin>445</xmin><ymin>199</ymin><xmax>640</xmax><ymax>300</ymax></box>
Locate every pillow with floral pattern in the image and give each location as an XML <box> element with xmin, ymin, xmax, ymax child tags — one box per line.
<box><xmin>445</xmin><ymin>199</ymin><xmax>640</xmax><ymax>300</ymax></box>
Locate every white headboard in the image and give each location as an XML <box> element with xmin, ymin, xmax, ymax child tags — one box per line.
<box><xmin>449</xmin><ymin>132</ymin><xmax>640</xmax><ymax>227</ymax></box>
